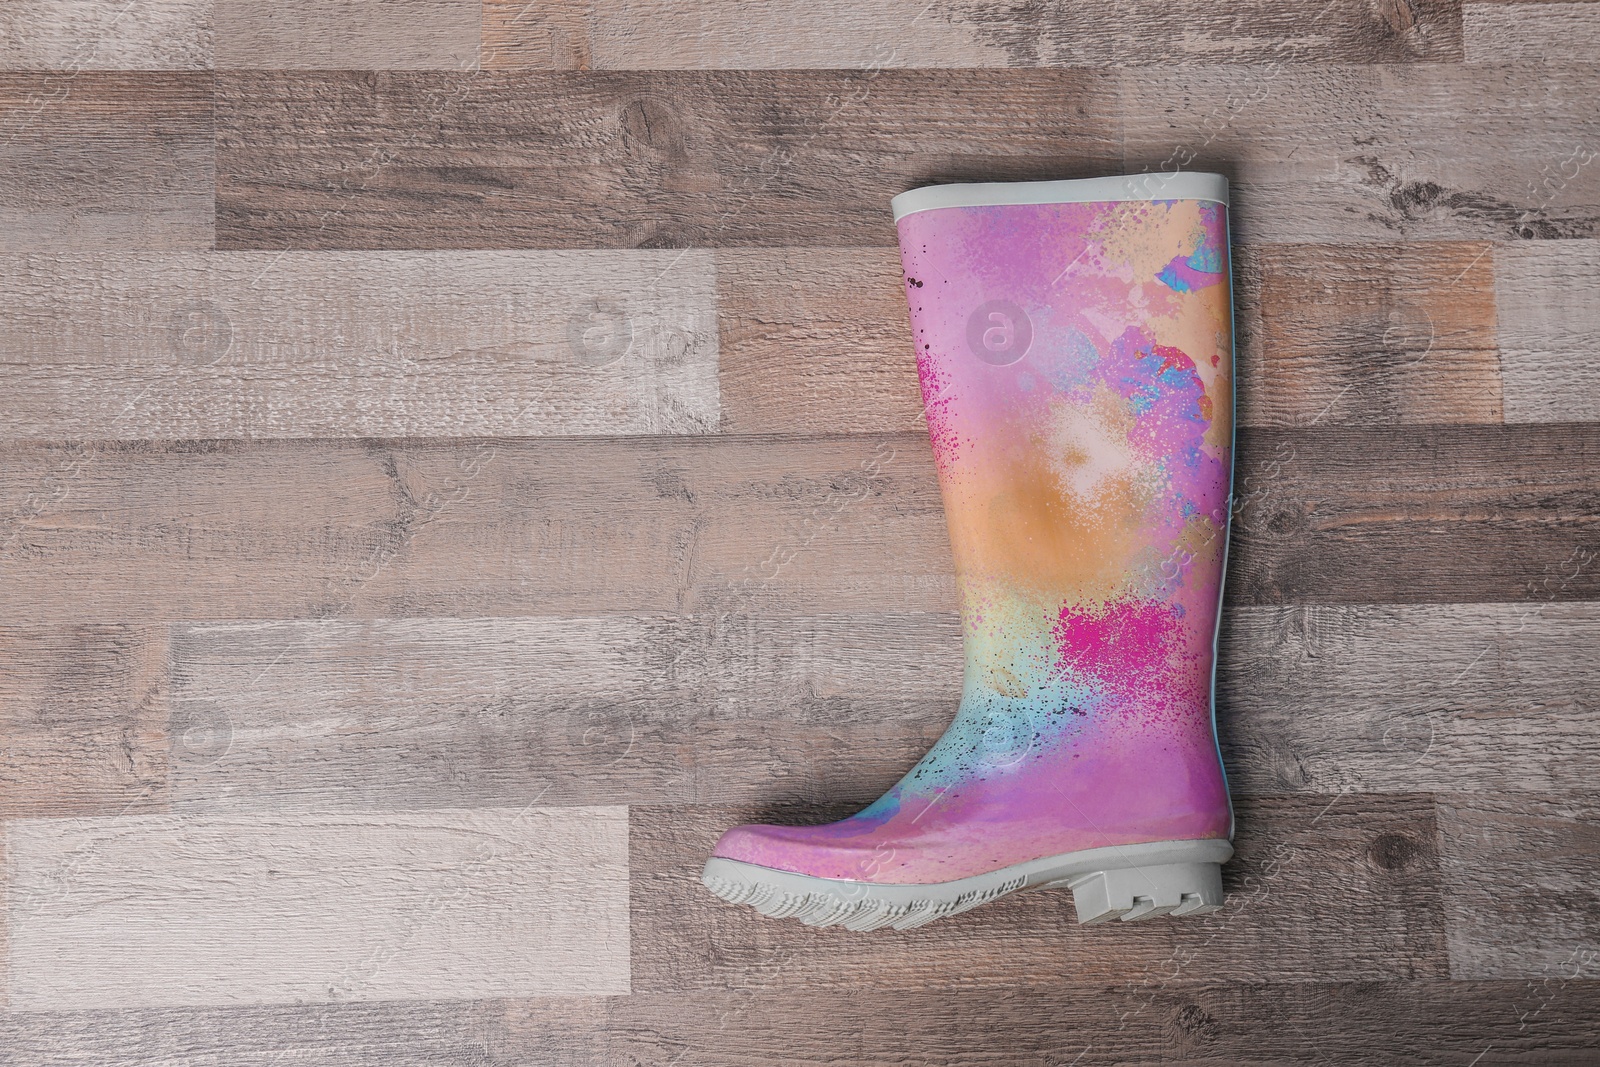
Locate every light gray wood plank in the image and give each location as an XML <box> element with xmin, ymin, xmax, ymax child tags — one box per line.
<box><xmin>1121</xmin><ymin>63</ymin><xmax>1600</xmax><ymax>244</ymax></box>
<box><xmin>5</xmin><ymin>806</ymin><xmax>629</xmax><ymax>1010</ymax></box>
<box><xmin>1464</xmin><ymin>2</ymin><xmax>1600</xmax><ymax>62</ymax></box>
<box><xmin>167</xmin><ymin>614</ymin><xmax>959</xmax><ymax>811</ymax></box>
<box><xmin>481</xmin><ymin>0</ymin><xmax>1461</xmax><ymax>69</ymax></box>
<box><xmin>0</xmin><ymin>251</ymin><xmax>718</xmax><ymax>441</ymax></box>
<box><xmin>0</xmin><ymin>625</ymin><xmax>168</xmax><ymax>818</ymax></box>
<box><xmin>0</xmin><ymin>0</ymin><xmax>210</xmax><ymax>70</ymax></box>
<box><xmin>1438</xmin><ymin>793</ymin><xmax>1600</xmax><ymax>980</ymax></box>
<box><xmin>0</xmin><ymin>74</ymin><xmax>213</xmax><ymax>251</ymax></box>
<box><xmin>165</xmin><ymin>603</ymin><xmax>1600</xmax><ymax>813</ymax></box>
<box><xmin>215</xmin><ymin>0</ymin><xmax>480</xmax><ymax>70</ymax></box>
<box><xmin>1220</xmin><ymin>603</ymin><xmax>1600</xmax><ymax>796</ymax></box>
<box><xmin>1495</xmin><ymin>240</ymin><xmax>1600</xmax><ymax>423</ymax></box>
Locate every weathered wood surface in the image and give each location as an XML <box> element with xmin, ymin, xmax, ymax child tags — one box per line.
<box><xmin>213</xmin><ymin>0</ymin><xmax>481</xmax><ymax>71</ymax></box>
<box><xmin>0</xmin><ymin>625</ymin><xmax>168</xmax><ymax>818</ymax></box>
<box><xmin>1464</xmin><ymin>1</ymin><xmax>1600</xmax><ymax>63</ymax></box>
<box><xmin>2</xmin><ymin>425</ymin><xmax>1596</xmax><ymax>625</ymax></box>
<box><xmin>6</xmin><ymin>1</ymin><xmax>1600</xmax><ymax>1058</ymax></box>
<box><xmin>0</xmin><ymin>0</ymin><xmax>210</xmax><ymax>70</ymax></box>
<box><xmin>213</xmin><ymin>66</ymin><xmax>1600</xmax><ymax>251</ymax></box>
<box><xmin>5</xmin><ymin>983</ymin><xmax>1600</xmax><ymax>1066</ymax></box>
<box><xmin>1495</xmin><ymin>240</ymin><xmax>1600</xmax><ymax>423</ymax></box>
<box><xmin>481</xmin><ymin>0</ymin><xmax>1463</xmax><ymax>70</ymax></box>
<box><xmin>0</xmin><ymin>73</ymin><xmax>214</xmax><ymax>251</ymax></box>
<box><xmin>5</xmin><ymin>806</ymin><xmax>630</xmax><ymax>1009</ymax></box>
<box><xmin>1438</xmin><ymin>792</ymin><xmax>1600</xmax><ymax>980</ymax></box>
<box><xmin>0</xmin><ymin>251</ymin><xmax>718</xmax><ymax>440</ymax></box>
<box><xmin>150</xmin><ymin>605</ymin><xmax>1600</xmax><ymax>815</ymax></box>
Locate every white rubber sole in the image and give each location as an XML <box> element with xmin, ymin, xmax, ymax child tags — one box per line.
<box><xmin>702</xmin><ymin>838</ymin><xmax>1232</xmax><ymax>931</ymax></box>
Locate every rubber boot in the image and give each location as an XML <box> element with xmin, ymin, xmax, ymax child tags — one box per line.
<box><xmin>703</xmin><ymin>174</ymin><xmax>1237</xmax><ymax>931</ymax></box>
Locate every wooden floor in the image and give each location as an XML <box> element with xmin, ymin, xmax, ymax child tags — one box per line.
<box><xmin>2</xmin><ymin>2</ymin><xmax>1599</xmax><ymax>1064</ymax></box>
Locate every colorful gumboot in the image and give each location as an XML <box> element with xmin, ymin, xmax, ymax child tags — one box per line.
<box><xmin>703</xmin><ymin>174</ymin><xmax>1237</xmax><ymax>931</ymax></box>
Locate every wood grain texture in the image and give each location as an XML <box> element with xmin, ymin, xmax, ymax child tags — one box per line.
<box><xmin>213</xmin><ymin>70</ymin><xmax>1122</xmax><ymax>250</ymax></box>
<box><xmin>5</xmin><ymin>806</ymin><xmax>629</xmax><ymax>1009</ymax></box>
<box><xmin>1121</xmin><ymin>63</ymin><xmax>1600</xmax><ymax>245</ymax></box>
<box><xmin>482</xmin><ymin>0</ymin><xmax>1462</xmax><ymax>69</ymax></box>
<box><xmin>1235</xmin><ymin>241</ymin><xmax>1502</xmax><ymax>425</ymax></box>
<box><xmin>1219</xmin><ymin>604</ymin><xmax>1600</xmax><ymax>796</ymax></box>
<box><xmin>214</xmin><ymin>0</ymin><xmax>481</xmax><ymax>71</ymax></box>
<box><xmin>0</xmin><ymin>626</ymin><xmax>168</xmax><ymax>818</ymax></box>
<box><xmin>1464</xmin><ymin>1</ymin><xmax>1600</xmax><ymax>61</ymax></box>
<box><xmin>633</xmin><ymin>796</ymin><xmax>1449</xmax><ymax>989</ymax></box>
<box><xmin>160</xmin><ymin>604</ymin><xmax>1600</xmax><ymax>813</ymax></box>
<box><xmin>2</xmin><ymin>425</ymin><xmax>1597</xmax><ymax>625</ymax></box>
<box><xmin>1438</xmin><ymin>793</ymin><xmax>1600</xmax><ymax>980</ymax></box>
<box><xmin>0</xmin><ymin>251</ymin><xmax>718</xmax><ymax>441</ymax></box>
<box><xmin>166</xmin><ymin>615</ymin><xmax>954</xmax><ymax>812</ymax></box>
<box><xmin>1495</xmin><ymin>240</ymin><xmax>1600</xmax><ymax>423</ymax></box>
<box><xmin>715</xmin><ymin>243</ymin><xmax>1506</xmax><ymax>435</ymax></box>
<box><xmin>0</xmin><ymin>0</ymin><xmax>210</xmax><ymax>70</ymax></box>
<box><xmin>5</xmin><ymin>982</ymin><xmax>1600</xmax><ymax>1066</ymax></box>
<box><xmin>0</xmin><ymin>73</ymin><xmax>213</xmax><ymax>250</ymax></box>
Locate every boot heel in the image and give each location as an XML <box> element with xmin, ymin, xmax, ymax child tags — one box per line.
<box><xmin>1066</xmin><ymin>862</ymin><xmax>1225</xmax><ymax>924</ymax></box>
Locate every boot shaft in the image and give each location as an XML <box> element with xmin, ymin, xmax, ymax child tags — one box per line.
<box><xmin>894</xmin><ymin>179</ymin><xmax>1234</xmax><ymax>731</ymax></box>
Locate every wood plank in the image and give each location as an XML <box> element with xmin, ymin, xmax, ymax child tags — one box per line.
<box><xmin>1121</xmin><ymin>63</ymin><xmax>1600</xmax><ymax>245</ymax></box>
<box><xmin>6</xmin><ymin>981</ymin><xmax>1600</xmax><ymax>1066</ymax></box>
<box><xmin>213</xmin><ymin>70</ymin><xmax>1122</xmax><ymax>250</ymax></box>
<box><xmin>0</xmin><ymin>0</ymin><xmax>210</xmax><ymax>70</ymax></box>
<box><xmin>0</xmin><ymin>251</ymin><xmax>719</xmax><ymax>441</ymax></box>
<box><xmin>1495</xmin><ymin>240</ymin><xmax>1600</xmax><ymax>423</ymax></box>
<box><xmin>1438</xmin><ymin>793</ymin><xmax>1600</xmax><ymax>980</ymax></box>
<box><xmin>165</xmin><ymin>614</ymin><xmax>958</xmax><ymax>812</ymax></box>
<box><xmin>632</xmin><ymin>796</ymin><xmax>1449</xmax><ymax>989</ymax></box>
<box><xmin>4</xmin><ymin>806</ymin><xmax>629</xmax><ymax>1010</ymax></box>
<box><xmin>1227</xmin><ymin>423</ymin><xmax>1600</xmax><ymax>605</ymax></box>
<box><xmin>2</xmin><ymin>425</ymin><xmax>1597</xmax><ymax>625</ymax></box>
<box><xmin>1464</xmin><ymin>2</ymin><xmax>1600</xmax><ymax>62</ymax></box>
<box><xmin>1219</xmin><ymin>604</ymin><xmax>1600</xmax><ymax>797</ymax></box>
<box><xmin>214</xmin><ymin>0</ymin><xmax>481</xmax><ymax>71</ymax></box>
<box><xmin>0</xmin><ymin>625</ymin><xmax>168</xmax><ymax>818</ymax></box>
<box><xmin>715</xmin><ymin>243</ymin><xmax>1504</xmax><ymax>436</ymax></box>
<box><xmin>162</xmin><ymin>604</ymin><xmax>1600</xmax><ymax>813</ymax></box>
<box><xmin>481</xmin><ymin>0</ymin><xmax>1462</xmax><ymax>70</ymax></box>
<box><xmin>0</xmin><ymin>73</ymin><xmax>213</xmax><ymax>251</ymax></box>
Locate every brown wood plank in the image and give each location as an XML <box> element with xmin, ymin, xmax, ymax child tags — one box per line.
<box><xmin>715</xmin><ymin>242</ymin><xmax>1503</xmax><ymax>436</ymax></box>
<box><xmin>1219</xmin><ymin>604</ymin><xmax>1600</xmax><ymax>796</ymax></box>
<box><xmin>482</xmin><ymin>0</ymin><xmax>1462</xmax><ymax>70</ymax></box>
<box><xmin>1121</xmin><ymin>63</ymin><xmax>1600</xmax><ymax>245</ymax></box>
<box><xmin>213</xmin><ymin>70</ymin><xmax>1122</xmax><ymax>250</ymax></box>
<box><xmin>1465</xmin><ymin>1</ymin><xmax>1600</xmax><ymax>62</ymax></box>
<box><xmin>0</xmin><ymin>251</ymin><xmax>719</xmax><ymax>441</ymax></box>
<box><xmin>5</xmin><ymin>981</ymin><xmax>1600</xmax><ymax>1066</ymax></box>
<box><xmin>1438</xmin><ymin>793</ymin><xmax>1600</xmax><ymax>980</ymax></box>
<box><xmin>0</xmin><ymin>625</ymin><xmax>168</xmax><ymax>819</ymax></box>
<box><xmin>1</xmin><ymin>425</ymin><xmax>1596</xmax><ymax>625</ymax></box>
<box><xmin>0</xmin><ymin>0</ymin><xmax>210</xmax><ymax>70</ymax></box>
<box><xmin>633</xmin><ymin>796</ymin><xmax>1450</xmax><ymax>989</ymax></box>
<box><xmin>0</xmin><ymin>73</ymin><xmax>213</xmax><ymax>251</ymax></box>
<box><xmin>214</xmin><ymin>0</ymin><xmax>481</xmax><ymax>70</ymax></box>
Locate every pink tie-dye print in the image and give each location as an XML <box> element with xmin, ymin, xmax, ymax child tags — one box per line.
<box><xmin>712</xmin><ymin>191</ymin><xmax>1235</xmax><ymax>885</ymax></box>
